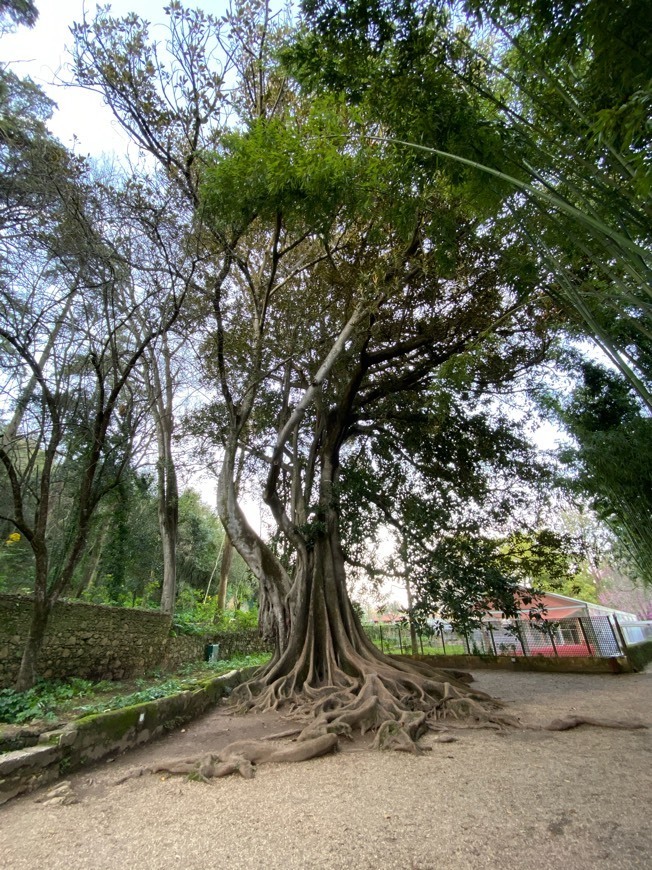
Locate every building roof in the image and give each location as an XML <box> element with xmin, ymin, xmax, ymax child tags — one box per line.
<box><xmin>485</xmin><ymin>589</ymin><xmax>639</xmax><ymax>621</ymax></box>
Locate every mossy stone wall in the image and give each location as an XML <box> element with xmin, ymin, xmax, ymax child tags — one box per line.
<box><xmin>209</xmin><ymin>628</ymin><xmax>271</xmax><ymax>659</ymax></box>
<box><xmin>0</xmin><ymin>666</ymin><xmax>255</xmax><ymax>805</ymax></box>
<box><xmin>0</xmin><ymin>594</ymin><xmax>172</xmax><ymax>688</ymax></box>
<box><xmin>162</xmin><ymin>635</ymin><xmax>206</xmax><ymax>671</ymax></box>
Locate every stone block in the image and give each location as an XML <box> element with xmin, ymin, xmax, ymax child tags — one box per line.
<box><xmin>0</xmin><ymin>744</ymin><xmax>61</xmax><ymax>776</ymax></box>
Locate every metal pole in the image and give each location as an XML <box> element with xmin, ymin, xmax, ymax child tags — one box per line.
<box><xmin>546</xmin><ymin>621</ymin><xmax>559</xmax><ymax>656</ymax></box>
<box><xmin>488</xmin><ymin>623</ymin><xmax>498</xmax><ymax>656</ymax></box>
<box><xmin>419</xmin><ymin>632</ymin><xmax>424</xmax><ymax>655</ymax></box>
<box><xmin>379</xmin><ymin>625</ymin><xmax>384</xmax><ymax>654</ymax></box>
<box><xmin>611</xmin><ymin>615</ymin><xmax>628</xmax><ymax>653</ymax></box>
<box><xmin>397</xmin><ymin>624</ymin><xmax>404</xmax><ymax>654</ymax></box>
<box><xmin>578</xmin><ymin>617</ymin><xmax>593</xmax><ymax>656</ymax></box>
<box><xmin>440</xmin><ymin>625</ymin><xmax>446</xmax><ymax>655</ymax></box>
<box><xmin>515</xmin><ymin>622</ymin><xmax>528</xmax><ymax>657</ymax></box>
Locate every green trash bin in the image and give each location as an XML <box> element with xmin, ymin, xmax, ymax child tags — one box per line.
<box><xmin>204</xmin><ymin>643</ymin><xmax>220</xmax><ymax>662</ymax></box>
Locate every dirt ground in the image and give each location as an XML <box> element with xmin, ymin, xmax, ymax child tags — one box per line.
<box><xmin>1</xmin><ymin>667</ymin><xmax>650</xmax><ymax>870</ymax></box>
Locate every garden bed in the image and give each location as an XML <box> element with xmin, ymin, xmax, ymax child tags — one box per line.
<box><xmin>0</xmin><ymin>660</ymin><xmax>266</xmax><ymax>805</ymax></box>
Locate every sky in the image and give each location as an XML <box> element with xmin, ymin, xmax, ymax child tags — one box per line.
<box><xmin>1</xmin><ymin>0</ymin><xmax>228</xmax><ymax>156</ymax></box>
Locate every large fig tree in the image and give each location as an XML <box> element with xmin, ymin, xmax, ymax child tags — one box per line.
<box><xmin>73</xmin><ymin>0</ymin><xmax>555</xmax><ymax>748</ymax></box>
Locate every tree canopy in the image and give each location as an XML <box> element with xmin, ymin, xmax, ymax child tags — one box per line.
<box><xmin>1</xmin><ymin>0</ymin><xmax>649</xmax><ymax>747</ymax></box>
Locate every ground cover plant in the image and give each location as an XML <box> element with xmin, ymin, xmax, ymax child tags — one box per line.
<box><xmin>0</xmin><ymin>654</ymin><xmax>271</xmax><ymax>727</ymax></box>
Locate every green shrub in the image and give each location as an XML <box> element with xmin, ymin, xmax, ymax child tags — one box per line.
<box><xmin>0</xmin><ymin>677</ymin><xmax>96</xmax><ymax>725</ymax></box>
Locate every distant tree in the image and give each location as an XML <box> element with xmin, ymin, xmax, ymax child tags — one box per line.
<box><xmin>549</xmin><ymin>361</ymin><xmax>652</xmax><ymax>587</ymax></box>
<box><xmin>0</xmin><ymin>64</ymin><xmax>191</xmax><ymax>687</ymax></box>
<box><xmin>0</xmin><ymin>0</ymin><xmax>38</xmax><ymax>32</ymax></box>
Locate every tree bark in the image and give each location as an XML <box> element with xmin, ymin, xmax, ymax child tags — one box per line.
<box><xmin>15</xmin><ymin>598</ymin><xmax>51</xmax><ymax>692</ymax></box>
<box><xmin>216</xmin><ymin>438</ymin><xmax>292</xmax><ymax>651</ymax></box>
<box><xmin>217</xmin><ymin>533</ymin><xmax>234</xmax><ymax>611</ymax></box>
<box><xmin>402</xmin><ymin>537</ymin><xmax>419</xmax><ymax>656</ymax></box>
<box><xmin>15</xmin><ymin>549</ymin><xmax>51</xmax><ymax>692</ymax></box>
<box><xmin>74</xmin><ymin>520</ymin><xmax>110</xmax><ymax>598</ymax></box>
<box><xmin>141</xmin><ymin>335</ymin><xmax>179</xmax><ymax>617</ymax></box>
<box><xmin>158</xmin><ymin>453</ymin><xmax>179</xmax><ymax>616</ymax></box>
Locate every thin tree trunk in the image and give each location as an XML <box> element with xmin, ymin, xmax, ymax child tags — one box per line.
<box><xmin>142</xmin><ymin>334</ymin><xmax>179</xmax><ymax>617</ymax></box>
<box><xmin>402</xmin><ymin>536</ymin><xmax>419</xmax><ymax>656</ymax></box>
<box><xmin>405</xmin><ymin>575</ymin><xmax>419</xmax><ymax>656</ymax></box>
<box><xmin>15</xmin><ymin>600</ymin><xmax>51</xmax><ymax>692</ymax></box>
<box><xmin>216</xmin><ymin>438</ymin><xmax>291</xmax><ymax>650</ymax></box>
<box><xmin>74</xmin><ymin>521</ymin><xmax>110</xmax><ymax>598</ymax></box>
<box><xmin>217</xmin><ymin>534</ymin><xmax>234</xmax><ymax>610</ymax></box>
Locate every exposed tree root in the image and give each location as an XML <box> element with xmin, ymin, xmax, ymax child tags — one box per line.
<box><xmin>229</xmin><ymin>660</ymin><xmax>517</xmax><ymax>754</ymax></box>
<box><xmin>541</xmin><ymin>716</ymin><xmax>648</xmax><ymax>732</ymax></box>
<box><xmin>114</xmin><ymin>732</ymin><xmax>338</xmax><ymax>784</ymax></box>
<box><xmin>114</xmin><ymin>657</ymin><xmax>647</xmax><ymax>788</ymax></box>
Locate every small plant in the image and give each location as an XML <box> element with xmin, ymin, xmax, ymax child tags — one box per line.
<box><xmin>0</xmin><ymin>678</ymin><xmax>96</xmax><ymax>725</ymax></box>
<box><xmin>0</xmin><ymin>653</ymin><xmax>273</xmax><ymax>727</ymax></box>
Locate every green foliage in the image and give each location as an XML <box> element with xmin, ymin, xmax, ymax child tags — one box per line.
<box><xmin>0</xmin><ymin>529</ymin><xmax>34</xmax><ymax>593</ymax></box>
<box><xmin>0</xmin><ymin>654</ymin><xmax>272</xmax><ymax>725</ymax></box>
<box><xmin>203</xmin><ymin>100</ymin><xmax>371</xmax><ymax>234</ymax></box>
<box><xmin>0</xmin><ymin>677</ymin><xmax>96</xmax><ymax>725</ymax></box>
<box><xmin>413</xmin><ymin>527</ymin><xmax>583</xmax><ymax>632</ymax></box>
<box><xmin>172</xmin><ymin>599</ymin><xmax>259</xmax><ymax>636</ymax></box>
<box><xmin>75</xmin><ymin>679</ymin><xmax>198</xmax><ymax>714</ymax></box>
<box><xmin>549</xmin><ymin>362</ymin><xmax>652</xmax><ymax>586</ymax></box>
<box><xmin>294</xmin><ymin>0</ymin><xmax>652</xmax><ymax>407</ymax></box>
<box><xmin>176</xmin><ymin>490</ymin><xmax>225</xmax><ymax>590</ymax></box>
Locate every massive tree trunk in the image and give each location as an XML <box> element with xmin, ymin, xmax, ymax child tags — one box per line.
<box><xmin>224</xmin><ymin>445</ymin><xmax>506</xmax><ymax>750</ymax></box>
<box><xmin>232</xmin><ymin>505</ymin><xmax>505</xmax><ymax>749</ymax></box>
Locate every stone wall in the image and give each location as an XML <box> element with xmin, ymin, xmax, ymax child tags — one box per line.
<box><xmin>209</xmin><ymin>627</ymin><xmax>272</xmax><ymax>660</ymax></box>
<box><xmin>162</xmin><ymin>629</ymin><xmax>272</xmax><ymax>671</ymax></box>
<box><xmin>162</xmin><ymin>635</ymin><xmax>206</xmax><ymax>672</ymax></box>
<box><xmin>0</xmin><ymin>595</ymin><xmax>272</xmax><ymax>688</ymax></box>
<box><xmin>0</xmin><ymin>595</ymin><xmax>172</xmax><ymax>688</ymax></box>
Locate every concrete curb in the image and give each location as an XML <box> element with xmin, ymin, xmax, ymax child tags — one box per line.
<box><xmin>397</xmin><ymin>653</ymin><xmax>634</xmax><ymax>674</ymax></box>
<box><xmin>0</xmin><ymin>666</ymin><xmax>256</xmax><ymax>806</ymax></box>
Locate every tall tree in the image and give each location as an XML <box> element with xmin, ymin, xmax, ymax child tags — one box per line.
<box><xmin>72</xmin><ymin>0</ymin><xmax>558</xmax><ymax>748</ymax></box>
<box><xmin>550</xmin><ymin>361</ymin><xmax>652</xmax><ymax>586</ymax></box>
<box><xmin>0</xmin><ymin>71</ymin><xmax>191</xmax><ymax>685</ymax></box>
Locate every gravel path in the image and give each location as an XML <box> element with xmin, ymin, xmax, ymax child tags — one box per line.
<box><xmin>1</xmin><ymin>668</ymin><xmax>650</xmax><ymax>870</ymax></box>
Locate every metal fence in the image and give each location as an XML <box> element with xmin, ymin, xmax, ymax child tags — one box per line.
<box><xmin>364</xmin><ymin>614</ymin><xmax>635</xmax><ymax>659</ymax></box>
<box><xmin>468</xmin><ymin>615</ymin><xmax>624</xmax><ymax>658</ymax></box>
<box><xmin>364</xmin><ymin>623</ymin><xmax>468</xmax><ymax>656</ymax></box>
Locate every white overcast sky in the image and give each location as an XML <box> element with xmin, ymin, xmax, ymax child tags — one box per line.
<box><xmin>1</xmin><ymin>1</ymin><xmax>228</xmax><ymax>157</ymax></box>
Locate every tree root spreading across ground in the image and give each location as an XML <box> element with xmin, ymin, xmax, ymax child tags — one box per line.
<box><xmin>113</xmin><ymin>662</ymin><xmax>648</xmax><ymax>785</ymax></box>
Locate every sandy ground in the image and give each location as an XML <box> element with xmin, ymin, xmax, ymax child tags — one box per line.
<box><xmin>1</xmin><ymin>668</ymin><xmax>650</xmax><ymax>870</ymax></box>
